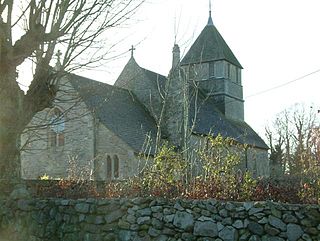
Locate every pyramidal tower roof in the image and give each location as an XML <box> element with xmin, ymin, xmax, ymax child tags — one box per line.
<box><xmin>181</xmin><ymin>8</ymin><xmax>242</xmax><ymax>68</ymax></box>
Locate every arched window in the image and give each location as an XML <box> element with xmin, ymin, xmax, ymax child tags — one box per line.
<box><xmin>106</xmin><ymin>155</ymin><xmax>112</xmax><ymax>179</ymax></box>
<box><xmin>105</xmin><ymin>154</ymin><xmax>120</xmax><ymax>180</ymax></box>
<box><xmin>48</xmin><ymin>108</ymin><xmax>65</xmax><ymax>147</ymax></box>
<box><xmin>113</xmin><ymin>155</ymin><xmax>119</xmax><ymax>178</ymax></box>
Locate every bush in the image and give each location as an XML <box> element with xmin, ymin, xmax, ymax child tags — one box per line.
<box><xmin>27</xmin><ymin>136</ymin><xmax>320</xmax><ymax>204</ymax></box>
<box><xmin>28</xmin><ymin>175</ymin><xmax>320</xmax><ymax>204</ymax></box>
<box><xmin>140</xmin><ymin>143</ymin><xmax>187</xmax><ymax>198</ymax></box>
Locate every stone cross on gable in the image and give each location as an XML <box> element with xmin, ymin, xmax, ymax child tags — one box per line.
<box><xmin>129</xmin><ymin>45</ymin><xmax>136</xmax><ymax>57</ymax></box>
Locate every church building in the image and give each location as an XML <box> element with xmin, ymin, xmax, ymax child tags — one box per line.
<box><xmin>21</xmin><ymin>10</ymin><xmax>269</xmax><ymax>180</ymax></box>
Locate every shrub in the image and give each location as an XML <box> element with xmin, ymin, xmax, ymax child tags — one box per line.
<box><xmin>28</xmin><ymin>136</ymin><xmax>320</xmax><ymax>204</ymax></box>
<box><xmin>140</xmin><ymin>143</ymin><xmax>187</xmax><ymax>198</ymax></box>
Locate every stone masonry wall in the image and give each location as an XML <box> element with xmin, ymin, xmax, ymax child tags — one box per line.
<box><xmin>1</xmin><ymin>196</ymin><xmax>319</xmax><ymax>241</ymax></box>
<box><xmin>95</xmin><ymin>123</ymin><xmax>138</xmax><ymax>180</ymax></box>
<box><xmin>189</xmin><ymin>135</ymin><xmax>270</xmax><ymax>178</ymax></box>
<box><xmin>21</xmin><ymin>78</ymin><xmax>95</xmax><ymax>179</ymax></box>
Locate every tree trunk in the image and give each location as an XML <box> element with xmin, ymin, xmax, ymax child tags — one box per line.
<box><xmin>0</xmin><ymin>67</ymin><xmax>22</xmax><ymax>186</ymax></box>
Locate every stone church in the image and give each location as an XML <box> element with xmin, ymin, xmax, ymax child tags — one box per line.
<box><xmin>21</xmin><ymin>11</ymin><xmax>269</xmax><ymax>180</ymax></box>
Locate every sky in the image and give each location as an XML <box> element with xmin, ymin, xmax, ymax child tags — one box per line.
<box><xmin>21</xmin><ymin>0</ymin><xmax>320</xmax><ymax>138</ymax></box>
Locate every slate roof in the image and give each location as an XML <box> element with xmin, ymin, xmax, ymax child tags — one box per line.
<box><xmin>66</xmin><ymin>71</ymin><xmax>267</xmax><ymax>152</ymax></box>
<box><xmin>114</xmin><ymin>57</ymin><xmax>166</xmax><ymax>91</ymax></box>
<box><xmin>181</xmin><ymin>23</ymin><xmax>242</xmax><ymax>68</ymax></box>
<box><xmin>68</xmin><ymin>74</ymin><xmax>157</xmax><ymax>155</ymax></box>
<box><xmin>189</xmin><ymin>90</ymin><xmax>268</xmax><ymax>149</ymax></box>
<box><xmin>142</xmin><ymin>67</ymin><xmax>167</xmax><ymax>88</ymax></box>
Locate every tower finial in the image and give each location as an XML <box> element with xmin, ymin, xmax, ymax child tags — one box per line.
<box><xmin>207</xmin><ymin>0</ymin><xmax>213</xmax><ymax>25</ymax></box>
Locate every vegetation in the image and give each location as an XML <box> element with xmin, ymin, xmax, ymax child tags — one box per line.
<box><xmin>266</xmin><ymin>104</ymin><xmax>319</xmax><ymax>176</ymax></box>
<box><xmin>266</xmin><ymin>103</ymin><xmax>320</xmax><ymax>204</ymax></box>
<box><xmin>28</xmin><ymin>114</ymin><xmax>320</xmax><ymax>204</ymax></box>
<box><xmin>14</xmin><ymin>103</ymin><xmax>320</xmax><ymax>204</ymax></box>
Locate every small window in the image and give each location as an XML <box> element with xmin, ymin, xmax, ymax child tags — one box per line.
<box><xmin>209</xmin><ymin>62</ymin><xmax>215</xmax><ymax>77</ymax></box>
<box><xmin>113</xmin><ymin>155</ymin><xmax>119</xmax><ymax>178</ymax></box>
<box><xmin>106</xmin><ymin>155</ymin><xmax>112</xmax><ymax>179</ymax></box>
<box><xmin>215</xmin><ymin>61</ymin><xmax>224</xmax><ymax>78</ymax></box>
<box><xmin>48</xmin><ymin>108</ymin><xmax>65</xmax><ymax>147</ymax></box>
<box><xmin>236</xmin><ymin>68</ymin><xmax>241</xmax><ymax>85</ymax></box>
<box><xmin>105</xmin><ymin>155</ymin><xmax>120</xmax><ymax>179</ymax></box>
<box><xmin>189</xmin><ymin>65</ymin><xmax>195</xmax><ymax>80</ymax></box>
<box><xmin>226</xmin><ymin>63</ymin><xmax>231</xmax><ymax>79</ymax></box>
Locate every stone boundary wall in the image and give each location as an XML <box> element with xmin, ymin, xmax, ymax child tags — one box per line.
<box><xmin>0</xmin><ymin>197</ymin><xmax>320</xmax><ymax>241</ymax></box>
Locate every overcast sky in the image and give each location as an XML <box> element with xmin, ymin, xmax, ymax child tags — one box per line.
<box><xmin>21</xmin><ymin>0</ymin><xmax>320</xmax><ymax>137</ymax></box>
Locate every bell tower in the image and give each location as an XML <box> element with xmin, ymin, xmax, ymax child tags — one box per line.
<box><xmin>180</xmin><ymin>4</ymin><xmax>244</xmax><ymax>121</ymax></box>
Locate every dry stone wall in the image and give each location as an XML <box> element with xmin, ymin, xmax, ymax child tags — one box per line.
<box><xmin>0</xmin><ymin>196</ymin><xmax>320</xmax><ymax>241</ymax></box>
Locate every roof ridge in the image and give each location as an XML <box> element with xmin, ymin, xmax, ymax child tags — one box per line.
<box><xmin>68</xmin><ymin>72</ymin><xmax>133</xmax><ymax>93</ymax></box>
<box><xmin>140</xmin><ymin>66</ymin><xmax>166</xmax><ymax>78</ymax></box>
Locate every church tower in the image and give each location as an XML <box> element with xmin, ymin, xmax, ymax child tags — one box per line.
<box><xmin>180</xmin><ymin>6</ymin><xmax>244</xmax><ymax>121</ymax></box>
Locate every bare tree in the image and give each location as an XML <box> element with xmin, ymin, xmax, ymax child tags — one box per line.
<box><xmin>0</xmin><ymin>0</ymin><xmax>144</xmax><ymax>181</ymax></box>
<box><xmin>266</xmin><ymin>104</ymin><xmax>320</xmax><ymax>176</ymax></box>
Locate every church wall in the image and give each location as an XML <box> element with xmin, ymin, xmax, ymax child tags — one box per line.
<box><xmin>204</xmin><ymin>79</ymin><xmax>243</xmax><ymax>121</ymax></box>
<box><xmin>21</xmin><ymin>76</ymin><xmax>152</xmax><ymax>181</ymax></box>
<box><xmin>188</xmin><ymin>135</ymin><xmax>244</xmax><ymax>175</ymax></box>
<box><xmin>246</xmin><ymin>148</ymin><xmax>270</xmax><ymax>177</ymax></box>
<box><xmin>188</xmin><ymin>134</ymin><xmax>269</xmax><ymax>177</ymax></box>
<box><xmin>197</xmin><ymin>77</ymin><xmax>223</xmax><ymax>96</ymax></box>
<box><xmin>224</xmin><ymin>95</ymin><xmax>244</xmax><ymax>121</ymax></box>
<box><xmin>226</xmin><ymin>79</ymin><xmax>243</xmax><ymax>99</ymax></box>
<box><xmin>21</xmin><ymin>78</ymin><xmax>95</xmax><ymax>180</ymax></box>
<box><xmin>198</xmin><ymin>77</ymin><xmax>243</xmax><ymax>98</ymax></box>
<box><xmin>187</xmin><ymin>135</ymin><xmax>210</xmax><ymax>175</ymax></box>
<box><xmin>95</xmin><ymin>124</ymin><xmax>139</xmax><ymax>180</ymax></box>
